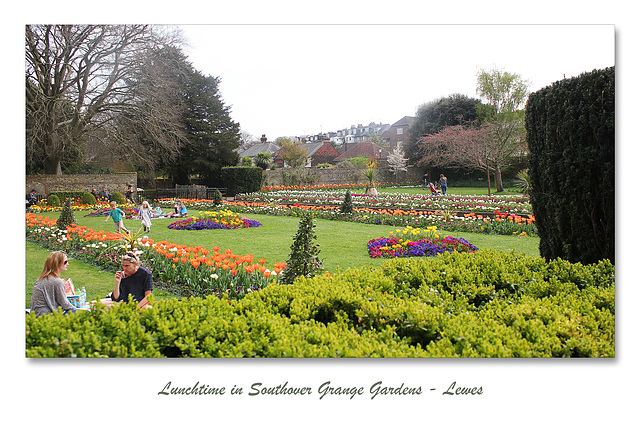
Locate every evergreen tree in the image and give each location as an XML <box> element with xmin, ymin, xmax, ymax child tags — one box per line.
<box><xmin>56</xmin><ymin>198</ymin><xmax>76</xmax><ymax>230</ymax></box>
<box><xmin>212</xmin><ymin>189</ymin><xmax>223</xmax><ymax>206</ymax></box>
<box><xmin>339</xmin><ymin>190</ymin><xmax>354</xmax><ymax>214</ymax></box>
<box><xmin>167</xmin><ymin>69</ymin><xmax>241</xmax><ymax>186</ymax></box>
<box><xmin>407</xmin><ymin>94</ymin><xmax>481</xmax><ymax>163</ymax></box>
<box><xmin>281</xmin><ymin>212</ymin><xmax>324</xmax><ymax>285</ymax></box>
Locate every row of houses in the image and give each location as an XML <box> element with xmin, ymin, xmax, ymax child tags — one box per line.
<box><xmin>238</xmin><ymin>116</ymin><xmax>415</xmax><ymax>168</ymax></box>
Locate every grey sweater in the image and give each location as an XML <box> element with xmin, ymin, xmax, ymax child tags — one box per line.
<box><xmin>30</xmin><ymin>276</ymin><xmax>76</xmax><ymax>316</ymax></box>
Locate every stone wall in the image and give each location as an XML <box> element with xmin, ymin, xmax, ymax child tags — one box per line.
<box><xmin>263</xmin><ymin>166</ymin><xmax>423</xmax><ymax>187</ymax></box>
<box><xmin>26</xmin><ymin>173</ymin><xmax>137</xmax><ymax>197</ymax></box>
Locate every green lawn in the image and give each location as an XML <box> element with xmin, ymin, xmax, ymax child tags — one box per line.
<box><xmin>26</xmin><ymin>205</ymin><xmax>540</xmax><ymax>306</ymax></box>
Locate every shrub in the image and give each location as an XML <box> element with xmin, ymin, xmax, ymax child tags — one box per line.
<box><xmin>56</xmin><ymin>198</ymin><xmax>76</xmax><ymax>230</ymax></box>
<box><xmin>525</xmin><ymin>66</ymin><xmax>614</xmax><ymax>264</ymax></box>
<box><xmin>349</xmin><ymin>156</ymin><xmax>370</xmax><ymax>168</ymax></box>
<box><xmin>241</xmin><ymin>156</ymin><xmax>253</xmax><ymax>167</ymax></box>
<box><xmin>254</xmin><ymin>152</ymin><xmax>272</xmax><ymax>170</ymax></box>
<box><xmin>212</xmin><ymin>189</ymin><xmax>223</xmax><ymax>206</ymax></box>
<box><xmin>221</xmin><ymin>166</ymin><xmax>263</xmax><ymax>197</ymax></box>
<box><xmin>46</xmin><ymin>194</ymin><xmax>60</xmax><ymax>207</ymax></box>
<box><xmin>48</xmin><ymin>191</ymin><xmax>87</xmax><ymax>202</ymax></box>
<box><xmin>281</xmin><ymin>212</ymin><xmax>324</xmax><ymax>285</ymax></box>
<box><xmin>25</xmin><ymin>250</ymin><xmax>615</xmax><ymax>358</ymax></box>
<box><xmin>81</xmin><ymin>192</ymin><xmax>97</xmax><ymax>206</ymax></box>
<box><xmin>339</xmin><ymin>190</ymin><xmax>353</xmax><ymax>214</ymax></box>
<box><xmin>514</xmin><ymin>169</ymin><xmax>530</xmax><ymax>196</ymax></box>
<box><xmin>109</xmin><ymin>192</ymin><xmax>126</xmax><ymax>204</ymax></box>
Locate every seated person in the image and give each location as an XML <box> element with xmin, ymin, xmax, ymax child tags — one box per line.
<box><xmin>171</xmin><ymin>200</ymin><xmax>188</xmax><ymax>218</ymax></box>
<box><xmin>428</xmin><ymin>182</ymin><xmax>441</xmax><ymax>194</ymax></box>
<box><xmin>26</xmin><ymin>189</ymin><xmax>38</xmax><ymax>208</ymax></box>
<box><xmin>102</xmin><ymin>251</ymin><xmax>153</xmax><ymax>308</ymax></box>
<box><xmin>30</xmin><ymin>251</ymin><xmax>78</xmax><ymax>316</ymax></box>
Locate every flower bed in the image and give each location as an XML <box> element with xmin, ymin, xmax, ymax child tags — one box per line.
<box><xmin>167</xmin><ymin>210</ymin><xmax>261</xmax><ymax>231</ymax></box>
<box><xmin>368</xmin><ymin>226</ymin><xmax>478</xmax><ymax>258</ymax></box>
<box><xmin>25</xmin><ymin>213</ymin><xmax>285</xmax><ymax>301</ymax></box>
<box><xmin>238</xmin><ymin>188</ymin><xmax>533</xmax><ymax>215</ymax></box>
<box><xmin>29</xmin><ymin>200</ymin><xmax>136</xmax><ymax>214</ymax></box>
<box><xmin>152</xmin><ymin>194</ymin><xmax>537</xmax><ymax>237</ymax></box>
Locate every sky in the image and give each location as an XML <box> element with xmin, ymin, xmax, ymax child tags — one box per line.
<box><xmin>180</xmin><ymin>24</ymin><xmax>614</xmax><ymax>141</ymax></box>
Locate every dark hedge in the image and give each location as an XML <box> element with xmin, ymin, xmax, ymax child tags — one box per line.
<box><xmin>525</xmin><ymin>66</ymin><xmax>614</xmax><ymax>264</ymax></box>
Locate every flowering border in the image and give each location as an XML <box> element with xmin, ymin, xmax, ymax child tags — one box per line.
<box><xmin>367</xmin><ymin>226</ymin><xmax>479</xmax><ymax>259</ymax></box>
<box><xmin>25</xmin><ymin>213</ymin><xmax>285</xmax><ymax>301</ymax></box>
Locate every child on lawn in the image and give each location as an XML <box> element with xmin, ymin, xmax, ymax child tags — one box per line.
<box><xmin>105</xmin><ymin>201</ymin><xmax>130</xmax><ymax>234</ymax></box>
<box><xmin>139</xmin><ymin>200</ymin><xmax>152</xmax><ymax>233</ymax></box>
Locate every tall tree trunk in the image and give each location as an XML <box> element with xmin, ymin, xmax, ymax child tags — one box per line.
<box><xmin>494</xmin><ymin>165</ymin><xmax>504</xmax><ymax>192</ymax></box>
<box><xmin>44</xmin><ymin>155</ymin><xmax>62</xmax><ymax>175</ymax></box>
<box><xmin>486</xmin><ymin>167</ymin><xmax>492</xmax><ymax>196</ymax></box>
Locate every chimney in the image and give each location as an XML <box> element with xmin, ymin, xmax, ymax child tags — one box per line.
<box><xmin>260</xmin><ymin>134</ymin><xmax>267</xmax><ymax>143</ymax></box>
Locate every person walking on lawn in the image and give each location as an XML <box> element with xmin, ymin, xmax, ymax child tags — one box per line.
<box><xmin>139</xmin><ymin>200</ymin><xmax>153</xmax><ymax>233</ymax></box>
<box><xmin>439</xmin><ymin>174</ymin><xmax>448</xmax><ymax>195</ymax></box>
<box><xmin>105</xmin><ymin>201</ymin><xmax>130</xmax><ymax>234</ymax></box>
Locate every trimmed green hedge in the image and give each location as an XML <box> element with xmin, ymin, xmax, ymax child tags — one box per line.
<box><xmin>525</xmin><ymin>66</ymin><xmax>615</xmax><ymax>265</ymax></box>
<box><xmin>221</xmin><ymin>166</ymin><xmax>263</xmax><ymax>196</ymax></box>
<box><xmin>26</xmin><ymin>250</ymin><xmax>614</xmax><ymax>358</ymax></box>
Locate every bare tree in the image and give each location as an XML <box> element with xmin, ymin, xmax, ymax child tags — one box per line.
<box><xmin>26</xmin><ymin>25</ymin><xmax>186</xmax><ymax>174</ymax></box>
<box><xmin>417</xmin><ymin>121</ymin><xmax>526</xmax><ymax>195</ymax></box>
<box><xmin>387</xmin><ymin>146</ymin><xmax>408</xmax><ymax>181</ymax></box>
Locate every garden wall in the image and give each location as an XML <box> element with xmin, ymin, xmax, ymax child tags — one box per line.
<box><xmin>26</xmin><ymin>173</ymin><xmax>137</xmax><ymax>197</ymax></box>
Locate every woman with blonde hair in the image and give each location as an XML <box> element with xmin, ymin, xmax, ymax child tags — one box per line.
<box><xmin>139</xmin><ymin>200</ymin><xmax>153</xmax><ymax>233</ymax></box>
<box><xmin>30</xmin><ymin>251</ymin><xmax>77</xmax><ymax>316</ymax></box>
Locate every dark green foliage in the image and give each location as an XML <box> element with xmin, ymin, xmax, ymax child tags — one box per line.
<box><xmin>109</xmin><ymin>192</ymin><xmax>126</xmax><ymax>203</ymax></box>
<box><xmin>212</xmin><ymin>189</ymin><xmax>223</xmax><ymax>206</ymax></box>
<box><xmin>221</xmin><ymin>166</ymin><xmax>263</xmax><ymax>196</ymax></box>
<box><xmin>166</xmin><ymin>70</ymin><xmax>241</xmax><ymax>186</ymax></box>
<box><xmin>281</xmin><ymin>212</ymin><xmax>324</xmax><ymax>285</ymax></box>
<box><xmin>525</xmin><ymin>67</ymin><xmax>614</xmax><ymax>264</ymax></box>
<box><xmin>56</xmin><ymin>198</ymin><xmax>76</xmax><ymax>229</ymax></box>
<box><xmin>339</xmin><ymin>190</ymin><xmax>354</xmax><ymax>214</ymax></box>
<box><xmin>46</xmin><ymin>194</ymin><xmax>60</xmax><ymax>207</ymax></box>
<box><xmin>80</xmin><ymin>192</ymin><xmax>97</xmax><ymax>205</ymax></box>
<box><xmin>406</xmin><ymin>93</ymin><xmax>481</xmax><ymax>162</ymax></box>
<box><xmin>26</xmin><ymin>250</ymin><xmax>614</xmax><ymax>357</ymax></box>
<box><xmin>49</xmin><ymin>191</ymin><xmax>90</xmax><ymax>202</ymax></box>
<box><xmin>254</xmin><ymin>152</ymin><xmax>272</xmax><ymax>170</ymax></box>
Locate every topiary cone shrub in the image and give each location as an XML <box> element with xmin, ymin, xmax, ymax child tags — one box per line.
<box><xmin>56</xmin><ymin>198</ymin><xmax>76</xmax><ymax>230</ymax></box>
<box><xmin>281</xmin><ymin>212</ymin><xmax>324</xmax><ymax>285</ymax></box>
<box><xmin>340</xmin><ymin>190</ymin><xmax>354</xmax><ymax>214</ymax></box>
<box><xmin>213</xmin><ymin>189</ymin><xmax>223</xmax><ymax>206</ymax></box>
